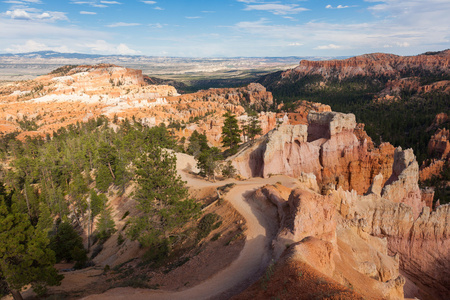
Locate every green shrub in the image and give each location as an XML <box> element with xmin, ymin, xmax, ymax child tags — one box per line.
<box><xmin>197</xmin><ymin>213</ymin><xmax>220</xmax><ymax>240</ymax></box>
<box><xmin>50</xmin><ymin>221</ymin><xmax>88</xmax><ymax>267</ymax></box>
<box><xmin>221</xmin><ymin>161</ymin><xmax>237</xmax><ymax>178</ymax></box>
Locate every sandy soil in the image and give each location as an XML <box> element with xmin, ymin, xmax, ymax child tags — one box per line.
<box><xmin>233</xmin><ymin>257</ymin><xmax>364</xmax><ymax>300</ymax></box>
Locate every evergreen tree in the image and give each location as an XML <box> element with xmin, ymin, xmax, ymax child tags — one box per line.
<box><xmin>187</xmin><ymin>130</ymin><xmax>209</xmax><ymax>157</ymax></box>
<box><xmin>95</xmin><ymin>164</ymin><xmax>113</xmax><ymax>192</ymax></box>
<box><xmin>221</xmin><ymin>111</ymin><xmax>241</xmax><ymax>154</ymax></box>
<box><xmin>96</xmin><ymin>205</ymin><xmax>116</xmax><ymax>242</ymax></box>
<box><xmin>97</xmin><ymin>142</ymin><xmax>116</xmax><ymax>180</ymax></box>
<box><xmin>49</xmin><ymin>221</ymin><xmax>87</xmax><ymax>268</ymax></box>
<box><xmin>197</xmin><ymin>147</ymin><xmax>222</xmax><ymax>181</ymax></box>
<box><xmin>0</xmin><ymin>200</ymin><xmax>63</xmax><ymax>300</ymax></box>
<box><xmin>127</xmin><ymin>145</ymin><xmax>200</xmax><ymax>260</ymax></box>
<box><xmin>247</xmin><ymin>112</ymin><xmax>262</xmax><ymax>142</ymax></box>
<box><xmin>221</xmin><ymin>161</ymin><xmax>237</xmax><ymax>179</ymax></box>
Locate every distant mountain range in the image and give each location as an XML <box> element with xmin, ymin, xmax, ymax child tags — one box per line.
<box><xmin>0</xmin><ymin>50</ymin><xmax>345</xmax><ymax>61</ymax></box>
<box><xmin>0</xmin><ymin>51</ymin><xmax>345</xmax><ymax>82</ymax></box>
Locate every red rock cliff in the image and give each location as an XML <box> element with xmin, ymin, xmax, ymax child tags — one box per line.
<box><xmin>285</xmin><ymin>50</ymin><xmax>450</xmax><ymax>80</ymax></box>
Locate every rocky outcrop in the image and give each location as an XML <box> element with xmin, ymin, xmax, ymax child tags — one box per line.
<box><xmin>257</xmin><ymin>177</ymin><xmax>449</xmax><ymax>299</ymax></box>
<box><xmin>307</xmin><ymin>111</ymin><xmax>356</xmax><ymax>139</ymax></box>
<box><xmin>234</xmin><ymin>243</ymin><xmax>365</xmax><ymax>300</ymax></box>
<box><xmin>428</xmin><ymin>128</ymin><xmax>450</xmax><ymax>160</ymax></box>
<box><xmin>167</xmin><ymin>82</ymin><xmax>273</xmax><ymax>111</ymax></box>
<box><xmin>376</xmin><ymin>78</ymin><xmax>450</xmax><ymax>102</ymax></box>
<box><xmin>250</xmin><ymin>182</ymin><xmax>407</xmax><ymax>299</ymax></box>
<box><xmin>278</xmin><ymin>100</ymin><xmax>332</xmax><ymax>125</ymax></box>
<box><xmin>420</xmin><ymin>159</ymin><xmax>445</xmax><ymax>182</ymax></box>
<box><xmin>426</xmin><ymin>112</ymin><xmax>449</xmax><ymax>132</ymax></box>
<box><xmin>262</xmin><ymin>124</ymin><xmax>318</xmax><ymax>178</ymax></box>
<box><xmin>381</xmin><ymin>148</ymin><xmax>426</xmax><ymax>218</ymax></box>
<box><xmin>419</xmin><ymin>114</ymin><xmax>449</xmax><ymax>182</ymax></box>
<box><xmin>284</xmin><ymin>51</ymin><xmax>450</xmax><ymax>80</ymax></box>
<box><xmin>273</xmin><ymin>188</ymin><xmax>337</xmax><ymax>258</ymax></box>
<box><xmin>0</xmin><ymin>65</ymin><xmax>278</xmax><ymax>144</ymax></box>
<box><xmin>232</xmin><ymin>111</ymin><xmax>395</xmax><ymax>194</ymax></box>
<box><xmin>233</xmin><ymin>111</ymin><xmax>449</xmax><ymax>298</ymax></box>
<box><xmin>334</xmin><ymin>186</ymin><xmax>450</xmax><ymax>300</ymax></box>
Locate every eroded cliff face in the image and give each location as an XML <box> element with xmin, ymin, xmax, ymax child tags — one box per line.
<box><xmin>377</xmin><ymin>79</ymin><xmax>450</xmax><ymax>102</ymax></box>
<box><xmin>284</xmin><ymin>51</ymin><xmax>450</xmax><ymax>80</ymax></box>
<box><xmin>419</xmin><ymin>114</ymin><xmax>449</xmax><ymax>182</ymax></box>
<box><xmin>233</xmin><ymin>113</ymin><xmax>449</xmax><ymax>299</ymax></box>
<box><xmin>246</xmin><ymin>182</ymin><xmax>407</xmax><ymax>299</ymax></box>
<box><xmin>335</xmin><ymin>188</ymin><xmax>450</xmax><ymax>300</ymax></box>
<box><xmin>231</xmin><ymin>111</ymin><xmax>395</xmax><ymax>195</ymax></box>
<box><xmin>428</xmin><ymin>128</ymin><xmax>450</xmax><ymax>160</ymax></box>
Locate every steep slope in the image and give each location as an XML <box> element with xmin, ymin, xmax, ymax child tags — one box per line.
<box><xmin>231</xmin><ymin>112</ymin><xmax>396</xmax><ymax>195</ymax></box>
<box><xmin>230</xmin><ymin>112</ymin><xmax>449</xmax><ymax>299</ymax></box>
<box><xmin>286</xmin><ymin>51</ymin><xmax>450</xmax><ymax>80</ymax></box>
<box><xmin>258</xmin><ymin>50</ymin><xmax>450</xmax><ymax>165</ymax></box>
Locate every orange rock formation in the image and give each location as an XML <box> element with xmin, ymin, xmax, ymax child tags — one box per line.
<box><xmin>285</xmin><ymin>51</ymin><xmax>450</xmax><ymax>80</ymax></box>
<box><xmin>0</xmin><ymin>65</ymin><xmax>277</xmax><ymax>146</ymax></box>
<box><xmin>231</xmin><ymin>111</ymin><xmax>395</xmax><ymax>195</ymax></box>
<box><xmin>231</xmin><ymin>112</ymin><xmax>448</xmax><ymax>299</ymax></box>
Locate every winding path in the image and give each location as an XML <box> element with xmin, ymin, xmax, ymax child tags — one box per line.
<box><xmin>83</xmin><ymin>154</ymin><xmax>298</xmax><ymax>300</ymax></box>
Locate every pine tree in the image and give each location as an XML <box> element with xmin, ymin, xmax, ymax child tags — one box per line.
<box><xmin>0</xmin><ymin>200</ymin><xmax>63</xmax><ymax>300</ymax></box>
<box><xmin>127</xmin><ymin>145</ymin><xmax>200</xmax><ymax>260</ymax></box>
<box><xmin>96</xmin><ymin>201</ymin><xmax>116</xmax><ymax>243</ymax></box>
<box><xmin>247</xmin><ymin>112</ymin><xmax>262</xmax><ymax>142</ymax></box>
<box><xmin>197</xmin><ymin>147</ymin><xmax>222</xmax><ymax>181</ymax></box>
<box><xmin>221</xmin><ymin>111</ymin><xmax>241</xmax><ymax>154</ymax></box>
<box><xmin>49</xmin><ymin>221</ymin><xmax>86</xmax><ymax>268</ymax></box>
<box><xmin>187</xmin><ymin>130</ymin><xmax>209</xmax><ymax>157</ymax></box>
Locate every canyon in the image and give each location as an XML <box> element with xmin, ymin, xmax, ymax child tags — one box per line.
<box><xmin>0</xmin><ymin>58</ymin><xmax>448</xmax><ymax>300</ymax></box>
<box><xmin>230</xmin><ymin>113</ymin><xmax>449</xmax><ymax>299</ymax></box>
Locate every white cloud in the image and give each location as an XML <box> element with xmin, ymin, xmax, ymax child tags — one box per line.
<box><xmin>243</xmin><ymin>3</ymin><xmax>308</xmax><ymax>15</ymax></box>
<box><xmin>91</xmin><ymin>4</ymin><xmax>107</xmax><ymax>8</ymax></box>
<box><xmin>5</xmin><ymin>40</ymin><xmax>71</xmax><ymax>53</ymax></box>
<box><xmin>232</xmin><ymin>0</ymin><xmax>450</xmax><ymax>55</ymax></box>
<box><xmin>326</xmin><ymin>5</ymin><xmax>350</xmax><ymax>9</ymax></box>
<box><xmin>4</xmin><ymin>0</ymin><xmax>42</xmax><ymax>4</ymax></box>
<box><xmin>148</xmin><ymin>23</ymin><xmax>163</xmax><ymax>28</ymax></box>
<box><xmin>83</xmin><ymin>40</ymin><xmax>140</xmax><ymax>55</ymax></box>
<box><xmin>236</xmin><ymin>0</ymin><xmax>261</xmax><ymax>3</ymax></box>
<box><xmin>100</xmin><ymin>1</ymin><xmax>121</xmax><ymax>4</ymax></box>
<box><xmin>71</xmin><ymin>1</ymin><xmax>107</xmax><ymax>8</ymax></box>
<box><xmin>80</xmin><ymin>11</ymin><xmax>97</xmax><ymax>15</ymax></box>
<box><xmin>0</xmin><ymin>17</ymin><xmax>110</xmax><ymax>45</ymax></box>
<box><xmin>288</xmin><ymin>42</ymin><xmax>303</xmax><ymax>46</ymax></box>
<box><xmin>384</xmin><ymin>42</ymin><xmax>410</xmax><ymax>48</ymax></box>
<box><xmin>185</xmin><ymin>16</ymin><xmax>201</xmax><ymax>19</ymax></box>
<box><xmin>4</xmin><ymin>8</ymin><xmax>68</xmax><ymax>21</ymax></box>
<box><xmin>153</xmin><ymin>6</ymin><xmax>163</xmax><ymax>10</ymax></box>
<box><xmin>141</xmin><ymin>1</ymin><xmax>156</xmax><ymax>4</ymax></box>
<box><xmin>116</xmin><ymin>43</ymin><xmax>140</xmax><ymax>55</ymax></box>
<box><xmin>107</xmin><ymin>22</ymin><xmax>141</xmax><ymax>27</ymax></box>
<box><xmin>315</xmin><ymin>44</ymin><xmax>342</xmax><ymax>50</ymax></box>
<box><xmin>5</xmin><ymin>9</ymin><xmax>31</xmax><ymax>20</ymax></box>
<box><xmin>396</xmin><ymin>42</ymin><xmax>410</xmax><ymax>47</ymax></box>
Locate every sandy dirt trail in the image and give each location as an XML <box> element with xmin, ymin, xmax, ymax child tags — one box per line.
<box><xmin>83</xmin><ymin>154</ymin><xmax>299</xmax><ymax>300</ymax></box>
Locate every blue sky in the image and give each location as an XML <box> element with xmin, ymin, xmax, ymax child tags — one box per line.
<box><xmin>1</xmin><ymin>0</ymin><xmax>449</xmax><ymax>57</ymax></box>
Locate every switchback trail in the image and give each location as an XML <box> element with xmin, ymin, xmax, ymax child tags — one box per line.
<box><xmin>83</xmin><ymin>154</ymin><xmax>299</xmax><ymax>300</ymax></box>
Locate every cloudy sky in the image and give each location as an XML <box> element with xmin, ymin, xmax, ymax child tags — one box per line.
<box><xmin>1</xmin><ymin>0</ymin><xmax>449</xmax><ymax>57</ymax></box>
